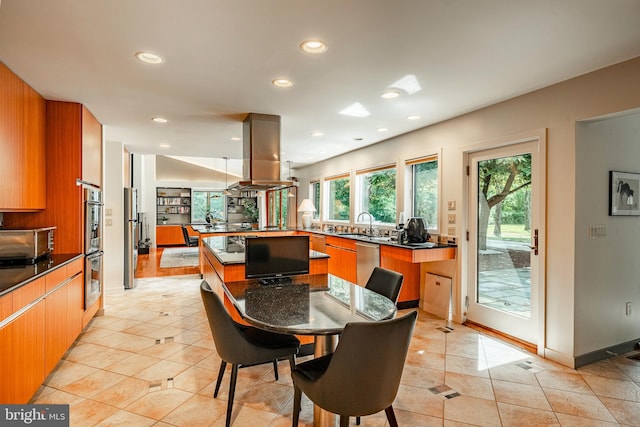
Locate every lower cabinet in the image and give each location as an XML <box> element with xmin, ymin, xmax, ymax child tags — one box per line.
<box><xmin>0</xmin><ymin>300</ymin><xmax>46</xmax><ymax>404</ymax></box>
<box><xmin>325</xmin><ymin>237</ymin><xmax>357</xmax><ymax>284</ymax></box>
<box><xmin>0</xmin><ymin>258</ymin><xmax>85</xmax><ymax>403</ymax></box>
<box><xmin>156</xmin><ymin>225</ymin><xmax>186</xmax><ymax>246</ymax></box>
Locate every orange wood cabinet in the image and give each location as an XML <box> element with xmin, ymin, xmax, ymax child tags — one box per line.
<box><xmin>0</xmin><ymin>300</ymin><xmax>46</xmax><ymax>404</ymax></box>
<box><xmin>4</xmin><ymin>101</ymin><xmax>103</xmax><ymax>254</ymax></box>
<box><xmin>0</xmin><ymin>259</ymin><xmax>85</xmax><ymax>403</ymax></box>
<box><xmin>156</xmin><ymin>225</ymin><xmax>186</xmax><ymax>246</ymax></box>
<box><xmin>325</xmin><ymin>236</ymin><xmax>357</xmax><ymax>284</ymax></box>
<box><xmin>0</xmin><ymin>61</ymin><xmax>46</xmax><ymax>211</ymax></box>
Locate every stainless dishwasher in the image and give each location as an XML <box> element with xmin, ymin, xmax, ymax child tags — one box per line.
<box><xmin>356</xmin><ymin>242</ymin><xmax>380</xmax><ymax>286</ymax></box>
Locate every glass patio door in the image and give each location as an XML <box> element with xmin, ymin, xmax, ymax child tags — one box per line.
<box><xmin>467</xmin><ymin>139</ymin><xmax>543</xmax><ymax>346</ymax></box>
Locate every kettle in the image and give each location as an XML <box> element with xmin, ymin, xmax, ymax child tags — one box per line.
<box><xmin>405</xmin><ymin>217</ymin><xmax>429</xmax><ymax>243</ymax></box>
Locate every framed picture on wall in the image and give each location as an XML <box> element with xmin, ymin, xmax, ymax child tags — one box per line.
<box><xmin>609</xmin><ymin>171</ymin><xmax>640</xmax><ymax>216</ymax></box>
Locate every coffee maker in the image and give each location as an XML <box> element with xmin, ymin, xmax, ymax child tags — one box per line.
<box><xmin>404</xmin><ymin>217</ymin><xmax>429</xmax><ymax>244</ymax></box>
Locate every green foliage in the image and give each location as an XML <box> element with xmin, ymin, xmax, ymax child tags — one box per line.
<box><xmin>363</xmin><ymin>169</ymin><xmax>396</xmax><ymax>223</ymax></box>
<box><xmin>328</xmin><ymin>177</ymin><xmax>350</xmax><ymax>220</ymax></box>
<box><xmin>413</xmin><ymin>160</ymin><xmax>438</xmax><ymax>227</ymax></box>
<box><xmin>241</xmin><ymin>198</ymin><xmax>259</xmax><ymax>223</ymax></box>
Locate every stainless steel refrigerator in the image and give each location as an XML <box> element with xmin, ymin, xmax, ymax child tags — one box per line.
<box><xmin>124</xmin><ymin>187</ymin><xmax>138</xmax><ymax>289</ymax></box>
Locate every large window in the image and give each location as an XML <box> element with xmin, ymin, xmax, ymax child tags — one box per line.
<box><xmin>356</xmin><ymin>165</ymin><xmax>396</xmax><ymax>224</ymax></box>
<box><xmin>191</xmin><ymin>190</ymin><xmax>225</xmax><ymax>223</ymax></box>
<box><xmin>324</xmin><ymin>174</ymin><xmax>350</xmax><ymax>221</ymax></box>
<box><xmin>310</xmin><ymin>181</ymin><xmax>320</xmax><ymax>219</ymax></box>
<box><xmin>409</xmin><ymin>156</ymin><xmax>438</xmax><ymax>229</ymax></box>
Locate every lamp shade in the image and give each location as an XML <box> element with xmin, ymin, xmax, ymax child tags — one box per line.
<box><xmin>297</xmin><ymin>199</ymin><xmax>316</xmax><ymax>213</ymax></box>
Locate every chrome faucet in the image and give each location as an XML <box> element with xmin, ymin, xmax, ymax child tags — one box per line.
<box><xmin>357</xmin><ymin>212</ymin><xmax>374</xmax><ymax>235</ymax></box>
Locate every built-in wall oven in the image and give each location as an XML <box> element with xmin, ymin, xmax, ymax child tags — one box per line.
<box><xmin>84</xmin><ymin>188</ymin><xmax>103</xmax><ymax>309</ymax></box>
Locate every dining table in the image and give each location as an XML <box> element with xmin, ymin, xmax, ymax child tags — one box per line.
<box><xmin>220</xmin><ymin>273</ymin><xmax>398</xmax><ymax>426</ymax></box>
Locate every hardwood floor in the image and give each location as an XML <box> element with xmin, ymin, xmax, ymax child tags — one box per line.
<box><xmin>135</xmin><ymin>246</ymin><xmax>200</xmax><ymax>278</ymax></box>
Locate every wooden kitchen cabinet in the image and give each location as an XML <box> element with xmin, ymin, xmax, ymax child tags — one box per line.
<box><xmin>0</xmin><ymin>62</ymin><xmax>46</xmax><ymax>211</ymax></box>
<box><xmin>0</xmin><ymin>300</ymin><xmax>46</xmax><ymax>404</ymax></box>
<box><xmin>4</xmin><ymin>101</ymin><xmax>103</xmax><ymax>254</ymax></box>
<box><xmin>156</xmin><ymin>225</ymin><xmax>186</xmax><ymax>246</ymax></box>
<box><xmin>380</xmin><ymin>245</ymin><xmax>421</xmax><ymax>304</ymax></box>
<box><xmin>325</xmin><ymin>236</ymin><xmax>357</xmax><ymax>283</ymax></box>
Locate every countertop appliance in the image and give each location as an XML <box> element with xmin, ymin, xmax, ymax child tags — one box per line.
<box><xmin>405</xmin><ymin>217</ymin><xmax>430</xmax><ymax>243</ymax></box>
<box><xmin>0</xmin><ymin>227</ymin><xmax>55</xmax><ymax>263</ymax></box>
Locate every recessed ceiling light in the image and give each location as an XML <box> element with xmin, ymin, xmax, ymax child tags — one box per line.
<box><xmin>389</xmin><ymin>74</ymin><xmax>422</xmax><ymax>95</ymax></box>
<box><xmin>339</xmin><ymin>102</ymin><xmax>370</xmax><ymax>118</ymax></box>
<box><xmin>229</xmin><ymin>136</ymin><xmax>241</xmax><ymax>141</ymax></box>
<box><xmin>381</xmin><ymin>90</ymin><xmax>400</xmax><ymax>99</ymax></box>
<box><xmin>377</xmin><ymin>128</ymin><xmax>388</xmax><ymax>132</ymax></box>
<box><xmin>272</xmin><ymin>79</ymin><xmax>294</xmax><ymax>88</ymax></box>
<box><xmin>311</xmin><ymin>131</ymin><xmax>324</xmax><ymax>137</ymax></box>
<box><xmin>300</xmin><ymin>40</ymin><xmax>328</xmax><ymax>54</ymax></box>
<box><xmin>135</xmin><ymin>51</ymin><xmax>164</xmax><ymax>64</ymax></box>
<box><xmin>408</xmin><ymin>115</ymin><xmax>421</xmax><ymax>120</ymax></box>
<box><xmin>159</xmin><ymin>143</ymin><xmax>170</xmax><ymax>148</ymax></box>
<box><xmin>152</xmin><ymin>117</ymin><xmax>168</xmax><ymax>123</ymax></box>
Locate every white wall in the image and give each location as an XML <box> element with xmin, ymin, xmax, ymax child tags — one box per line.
<box><xmin>103</xmin><ymin>140</ymin><xmax>125</xmax><ymax>300</ymax></box>
<box><xmin>296</xmin><ymin>57</ymin><xmax>640</xmax><ymax>366</ymax></box>
<box><xmin>575</xmin><ymin>111</ymin><xmax>640</xmax><ymax>355</ymax></box>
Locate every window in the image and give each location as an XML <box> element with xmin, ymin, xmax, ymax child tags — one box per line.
<box><xmin>310</xmin><ymin>181</ymin><xmax>320</xmax><ymax>219</ymax></box>
<box><xmin>267</xmin><ymin>188</ymin><xmax>291</xmax><ymax>228</ymax></box>
<box><xmin>409</xmin><ymin>156</ymin><xmax>438</xmax><ymax>229</ymax></box>
<box><xmin>356</xmin><ymin>165</ymin><xmax>396</xmax><ymax>224</ymax></box>
<box><xmin>324</xmin><ymin>174</ymin><xmax>350</xmax><ymax>221</ymax></box>
<box><xmin>191</xmin><ymin>190</ymin><xmax>225</xmax><ymax>223</ymax></box>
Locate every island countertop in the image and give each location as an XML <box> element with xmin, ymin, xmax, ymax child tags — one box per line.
<box><xmin>202</xmin><ymin>235</ymin><xmax>329</xmax><ymax>265</ymax></box>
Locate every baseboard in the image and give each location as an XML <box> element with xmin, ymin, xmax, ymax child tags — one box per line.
<box><xmin>397</xmin><ymin>300</ymin><xmax>419</xmax><ymax>310</ymax></box>
<box><xmin>574</xmin><ymin>338</ymin><xmax>640</xmax><ymax>368</ymax></box>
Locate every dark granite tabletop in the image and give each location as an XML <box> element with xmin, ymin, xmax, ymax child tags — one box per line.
<box><xmin>202</xmin><ymin>235</ymin><xmax>329</xmax><ymax>265</ymax></box>
<box><xmin>0</xmin><ymin>253</ymin><xmax>83</xmax><ymax>296</ymax></box>
<box><xmin>191</xmin><ymin>224</ymin><xmax>297</xmax><ymax>234</ymax></box>
<box><xmin>223</xmin><ymin>274</ymin><xmax>397</xmax><ymax>335</ymax></box>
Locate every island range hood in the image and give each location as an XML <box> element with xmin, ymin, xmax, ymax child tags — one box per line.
<box><xmin>228</xmin><ymin>113</ymin><xmax>296</xmax><ymax>191</ymax></box>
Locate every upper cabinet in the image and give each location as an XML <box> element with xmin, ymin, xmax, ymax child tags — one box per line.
<box><xmin>0</xmin><ymin>62</ymin><xmax>46</xmax><ymax>211</ymax></box>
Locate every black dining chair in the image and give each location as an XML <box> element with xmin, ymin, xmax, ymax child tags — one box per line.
<box><xmin>181</xmin><ymin>225</ymin><xmax>199</xmax><ymax>247</ymax></box>
<box><xmin>365</xmin><ymin>266</ymin><xmax>403</xmax><ymax>306</ymax></box>
<box><xmin>200</xmin><ymin>281</ymin><xmax>300</xmax><ymax>427</ymax></box>
<box><xmin>291</xmin><ymin>310</ymin><xmax>417</xmax><ymax>427</ymax></box>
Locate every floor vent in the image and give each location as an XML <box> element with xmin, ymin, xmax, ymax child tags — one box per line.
<box><xmin>155</xmin><ymin>337</ymin><xmax>175</xmax><ymax>344</ymax></box>
<box><xmin>437</xmin><ymin>326</ymin><xmax>454</xmax><ymax>333</ymax></box>
<box><xmin>627</xmin><ymin>352</ymin><xmax>640</xmax><ymax>361</ymax></box>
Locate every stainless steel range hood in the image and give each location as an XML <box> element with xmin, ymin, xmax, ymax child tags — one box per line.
<box><xmin>228</xmin><ymin>113</ymin><xmax>295</xmax><ymax>191</ymax></box>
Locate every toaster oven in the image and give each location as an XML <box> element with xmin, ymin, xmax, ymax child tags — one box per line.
<box><xmin>0</xmin><ymin>227</ymin><xmax>55</xmax><ymax>263</ymax></box>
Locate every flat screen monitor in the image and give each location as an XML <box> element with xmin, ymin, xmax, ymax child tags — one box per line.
<box><xmin>244</xmin><ymin>235</ymin><xmax>310</xmax><ymax>282</ymax></box>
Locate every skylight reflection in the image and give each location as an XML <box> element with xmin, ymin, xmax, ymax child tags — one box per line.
<box><xmin>389</xmin><ymin>74</ymin><xmax>421</xmax><ymax>95</ymax></box>
<box><xmin>339</xmin><ymin>102</ymin><xmax>370</xmax><ymax>118</ymax></box>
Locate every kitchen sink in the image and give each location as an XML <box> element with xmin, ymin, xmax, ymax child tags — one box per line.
<box><xmin>337</xmin><ymin>233</ymin><xmax>391</xmax><ymax>242</ymax></box>
<box><xmin>337</xmin><ymin>233</ymin><xmax>369</xmax><ymax>237</ymax></box>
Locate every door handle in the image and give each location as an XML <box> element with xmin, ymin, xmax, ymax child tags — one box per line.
<box><xmin>528</xmin><ymin>229</ymin><xmax>539</xmax><ymax>255</ymax></box>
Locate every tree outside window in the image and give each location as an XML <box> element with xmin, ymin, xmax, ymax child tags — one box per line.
<box><xmin>310</xmin><ymin>181</ymin><xmax>320</xmax><ymax>219</ymax></box>
<box><xmin>357</xmin><ymin>167</ymin><xmax>396</xmax><ymax>224</ymax></box>
<box><xmin>412</xmin><ymin>158</ymin><xmax>438</xmax><ymax>229</ymax></box>
<box><xmin>325</xmin><ymin>176</ymin><xmax>350</xmax><ymax>221</ymax></box>
<box><xmin>192</xmin><ymin>190</ymin><xmax>225</xmax><ymax>223</ymax></box>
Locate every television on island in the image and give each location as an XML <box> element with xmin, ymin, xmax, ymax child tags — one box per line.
<box><xmin>244</xmin><ymin>235</ymin><xmax>310</xmax><ymax>282</ymax></box>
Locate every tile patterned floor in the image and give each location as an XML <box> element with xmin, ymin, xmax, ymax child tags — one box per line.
<box><xmin>31</xmin><ymin>275</ymin><xmax>640</xmax><ymax>426</ymax></box>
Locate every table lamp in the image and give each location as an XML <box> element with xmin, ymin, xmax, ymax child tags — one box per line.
<box><xmin>297</xmin><ymin>199</ymin><xmax>316</xmax><ymax>229</ymax></box>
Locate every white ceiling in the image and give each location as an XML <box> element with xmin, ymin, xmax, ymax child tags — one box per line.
<box><xmin>1</xmin><ymin>0</ymin><xmax>639</xmax><ymax>174</ymax></box>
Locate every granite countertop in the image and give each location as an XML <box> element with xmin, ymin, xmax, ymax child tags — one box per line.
<box><xmin>191</xmin><ymin>224</ymin><xmax>297</xmax><ymax>234</ymax></box>
<box><xmin>202</xmin><ymin>235</ymin><xmax>329</xmax><ymax>265</ymax></box>
<box><xmin>0</xmin><ymin>253</ymin><xmax>83</xmax><ymax>296</ymax></box>
<box><xmin>303</xmin><ymin>229</ymin><xmax>456</xmax><ymax>250</ymax></box>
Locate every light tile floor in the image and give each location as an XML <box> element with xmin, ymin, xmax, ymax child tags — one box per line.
<box><xmin>31</xmin><ymin>275</ymin><xmax>640</xmax><ymax>426</ymax></box>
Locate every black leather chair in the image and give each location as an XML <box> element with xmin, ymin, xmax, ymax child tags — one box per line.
<box><xmin>200</xmin><ymin>281</ymin><xmax>300</xmax><ymax>427</ymax></box>
<box><xmin>181</xmin><ymin>225</ymin><xmax>199</xmax><ymax>247</ymax></box>
<box><xmin>291</xmin><ymin>310</ymin><xmax>417</xmax><ymax>427</ymax></box>
<box><xmin>365</xmin><ymin>267</ymin><xmax>403</xmax><ymax>306</ymax></box>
